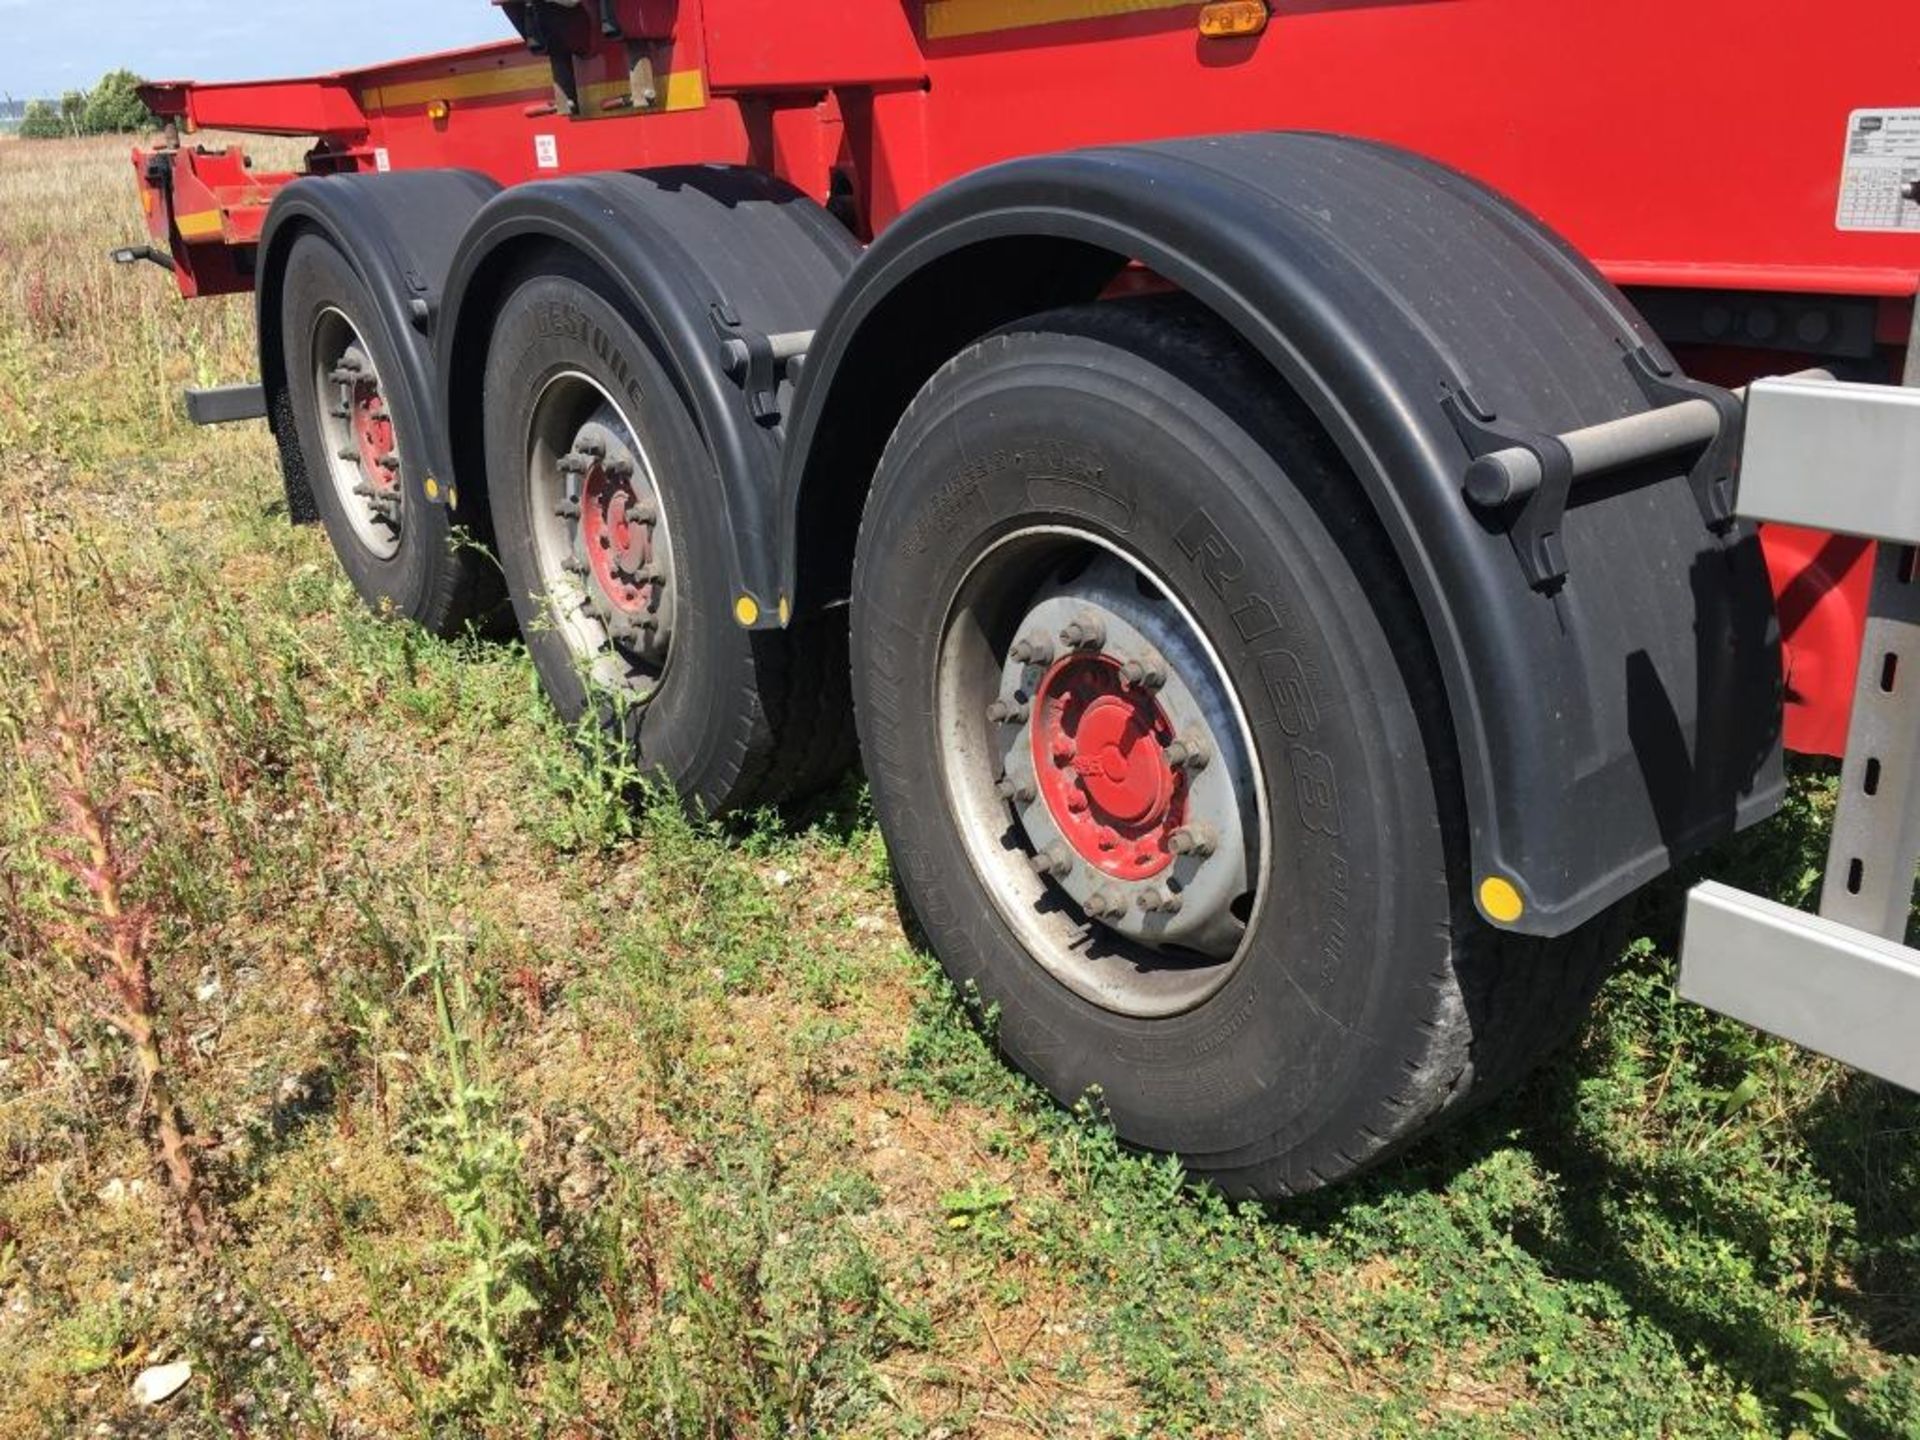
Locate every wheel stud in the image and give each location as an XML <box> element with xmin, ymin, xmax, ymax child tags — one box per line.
<box><xmin>1059</xmin><ymin>615</ymin><xmax>1106</xmax><ymax>651</ymax></box>
<box><xmin>1011</xmin><ymin>635</ymin><xmax>1055</xmax><ymax>666</ymax></box>
<box><xmin>1029</xmin><ymin>844</ymin><xmax>1072</xmax><ymax>879</ymax></box>
<box><xmin>1168</xmin><ymin>825</ymin><xmax>1218</xmax><ymax>858</ymax></box>
<box><xmin>995</xmin><ymin>776</ymin><xmax>1037</xmax><ymax>805</ymax></box>
<box><xmin>1165</xmin><ymin>739</ymin><xmax>1211</xmax><ymax>773</ymax></box>
<box><xmin>1084</xmin><ymin>890</ymin><xmax>1125</xmax><ymax>920</ymax></box>
<box><xmin>1118</xmin><ymin>658</ymin><xmax>1167</xmax><ymax>691</ymax></box>
<box><xmin>1138</xmin><ymin>887</ymin><xmax>1183</xmax><ymax>916</ymax></box>
<box><xmin>337</xmin><ymin>445</ymin><xmax>359</xmax><ymax>462</ymax></box>
<box><xmin>986</xmin><ymin>699</ymin><xmax>1030</xmax><ymax>724</ymax></box>
<box><xmin>1052</xmin><ymin>736</ymin><xmax>1075</xmax><ymax>764</ymax></box>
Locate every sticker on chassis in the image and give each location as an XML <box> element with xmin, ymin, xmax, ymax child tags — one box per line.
<box><xmin>1838</xmin><ymin>108</ymin><xmax>1920</xmax><ymax>232</ymax></box>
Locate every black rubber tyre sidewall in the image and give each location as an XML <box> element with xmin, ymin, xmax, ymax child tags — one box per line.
<box><xmin>852</xmin><ymin>311</ymin><xmax>1456</xmax><ymax>1194</ymax></box>
<box><xmin>280</xmin><ymin>232</ymin><xmax>475</xmax><ymax>630</ymax></box>
<box><xmin>481</xmin><ymin>262</ymin><xmax>771</xmax><ymax>815</ymax></box>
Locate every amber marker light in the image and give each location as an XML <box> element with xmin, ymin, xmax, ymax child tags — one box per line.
<box><xmin>1478</xmin><ymin>876</ymin><xmax>1526</xmax><ymax>925</ymax></box>
<box><xmin>425</xmin><ymin>98</ymin><xmax>451</xmax><ymax>122</ymax></box>
<box><xmin>1198</xmin><ymin>0</ymin><xmax>1269</xmax><ymax>38</ymax></box>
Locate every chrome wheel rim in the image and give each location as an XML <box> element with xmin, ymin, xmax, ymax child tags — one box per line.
<box><xmin>524</xmin><ymin>370</ymin><xmax>678</xmax><ymax>698</ymax></box>
<box><xmin>936</xmin><ymin>528</ymin><xmax>1268</xmax><ymax>1019</ymax></box>
<box><xmin>311</xmin><ymin>307</ymin><xmax>402</xmax><ymax>561</ymax></box>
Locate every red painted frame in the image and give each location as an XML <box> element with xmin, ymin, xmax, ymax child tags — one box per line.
<box><xmin>129</xmin><ymin>0</ymin><xmax>1920</xmax><ymax>754</ymax></box>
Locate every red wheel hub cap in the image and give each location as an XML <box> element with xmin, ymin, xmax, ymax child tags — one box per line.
<box><xmin>580</xmin><ymin>459</ymin><xmax>659</xmax><ymax>616</ymax></box>
<box><xmin>351</xmin><ymin>377</ymin><xmax>399</xmax><ymax>498</ymax></box>
<box><xmin>1030</xmin><ymin>654</ymin><xmax>1185</xmax><ymax>880</ymax></box>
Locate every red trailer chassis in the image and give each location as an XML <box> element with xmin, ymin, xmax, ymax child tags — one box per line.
<box><xmin>121</xmin><ymin>0</ymin><xmax>1920</xmax><ymax>1192</ymax></box>
<box><xmin>134</xmin><ymin>0</ymin><xmax>1919</xmax><ymax>756</ymax></box>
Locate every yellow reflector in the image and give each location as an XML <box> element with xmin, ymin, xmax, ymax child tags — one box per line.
<box><xmin>1197</xmin><ymin>0</ymin><xmax>1267</xmax><ymax>37</ymax></box>
<box><xmin>734</xmin><ymin>595</ymin><xmax>761</xmax><ymax>627</ymax></box>
<box><xmin>777</xmin><ymin>596</ymin><xmax>792</xmax><ymax>627</ymax></box>
<box><xmin>1478</xmin><ymin>876</ymin><xmax>1525</xmax><ymax>925</ymax></box>
<box><xmin>423</xmin><ymin>477</ymin><xmax>440</xmax><ymax>501</ymax></box>
<box><xmin>426</xmin><ymin>98</ymin><xmax>451</xmax><ymax>122</ymax></box>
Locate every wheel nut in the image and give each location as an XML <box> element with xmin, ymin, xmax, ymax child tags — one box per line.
<box><xmin>1011</xmin><ymin>635</ymin><xmax>1056</xmax><ymax>667</ymax></box>
<box><xmin>1119</xmin><ymin>659</ymin><xmax>1167</xmax><ymax>691</ymax></box>
<box><xmin>1138</xmin><ymin>887</ymin><xmax>1183</xmax><ymax>915</ymax></box>
<box><xmin>1085</xmin><ymin>890</ymin><xmax>1124</xmax><ymax>920</ymax></box>
<box><xmin>1168</xmin><ymin>825</ymin><xmax>1218</xmax><ymax>858</ymax></box>
<box><xmin>995</xmin><ymin>776</ymin><xmax>1037</xmax><ymax>805</ymax></box>
<box><xmin>1059</xmin><ymin>616</ymin><xmax>1107</xmax><ymax>651</ymax></box>
<box><xmin>1165</xmin><ymin>739</ymin><xmax>1211</xmax><ymax>772</ymax></box>
<box><xmin>986</xmin><ymin>699</ymin><xmax>1030</xmax><ymax>724</ymax></box>
<box><xmin>1029</xmin><ymin>845</ymin><xmax>1072</xmax><ymax>880</ymax></box>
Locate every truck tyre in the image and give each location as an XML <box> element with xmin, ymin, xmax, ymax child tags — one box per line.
<box><xmin>851</xmin><ymin>297</ymin><xmax>1619</xmax><ymax>1196</ymax></box>
<box><xmin>280</xmin><ymin>232</ymin><xmax>498</xmax><ymax>634</ymax></box>
<box><xmin>481</xmin><ymin>252</ymin><xmax>852</xmax><ymax>814</ymax></box>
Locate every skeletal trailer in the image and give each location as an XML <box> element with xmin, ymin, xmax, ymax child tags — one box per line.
<box><xmin>120</xmin><ymin>0</ymin><xmax>1920</xmax><ymax>1193</ymax></box>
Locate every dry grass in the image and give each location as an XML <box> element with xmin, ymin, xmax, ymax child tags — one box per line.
<box><xmin>0</xmin><ymin>134</ymin><xmax>1915</xmax><ymax>1440</ymax></box>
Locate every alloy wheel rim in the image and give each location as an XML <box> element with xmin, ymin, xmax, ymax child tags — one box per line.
<box><xmin>524</xmin><ymin>369</ymin><xmax>677</xmax><ymax>698</ymax></box>
<box><xmin>311</xmin><ymin>308</ymin><xmax>402</xmax><ymax>561</ymax></box>
<box><xmin>935</xmin><ymin>529</ymin><xmax>1267</xmax><ymax>1019</ymax></box>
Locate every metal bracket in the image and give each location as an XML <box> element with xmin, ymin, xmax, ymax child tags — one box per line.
<box><xmin>1674</xmin><ymin>294</ymin><xmax>1920</xmax><ymax>1086</ymax></box>
<box><xmin>184</xmin><ymin>384</ymin><xmax>267</xmax><ymax>426</ymax></box>
<box><xmin>110</xmin><ymin>244</ymin><xmax>175</xmax><ymax>274</ymax></box>
<box><xmin>1625</xmin><ymin>345</ymin><xmax>1744</xmax><ymax>533</ymax></box>
<box><xmin>1819</xmin><ymin>541</ymin><xmax>1920</xmax><ymax>940</ymax></box>
<box><xmin>1817</xmin><ymin>304</ymin><xmax>1920</xmax><ymax>942</ymax></box>
<box><xmin>1447</xmin><ymin>346</ymin><xmax>1743</xmax><ymax>592</ymax></box>
<box><xmin>1681</xmin><ymin>883</ymin><xmax>1920</xmax><ymax>1091</ymax></box>
<box><xmin>1442</xmin><ymin>383</ymin><xmax>1575</xmax><ymax>591</ymax></box>
<box><xmin>711</xmin><ymin>303</ymin><xmax>812</xmax><ymax>426</ymax></box>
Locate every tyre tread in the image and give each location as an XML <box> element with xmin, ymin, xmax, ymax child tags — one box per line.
<box><xmin>857</xmin><ymin>294</ymin><xmax>1624</xmax><ymax>1197</ymax></box>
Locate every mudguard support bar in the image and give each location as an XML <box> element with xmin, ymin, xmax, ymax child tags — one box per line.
<box><xmin>1465</xmin><ymin>367</ymin><xmax>1838</xmax><ymax>507</ymax></box>
<box><xmin>1465</xmin><ymin>395</ymin><xmax>1721</xmax><ymax>506</ymax></box>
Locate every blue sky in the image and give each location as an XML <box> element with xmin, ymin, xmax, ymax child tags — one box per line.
<box><xmin>0</xmin><ymin>0</ymin><xmax>508</xmax><ymax>100</ymax></box>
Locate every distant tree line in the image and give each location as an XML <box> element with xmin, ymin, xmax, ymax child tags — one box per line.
<box><xmin>16</xmin><ymin>71</ymin><xmax>155</xmax><ymax>139</ymax></box>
